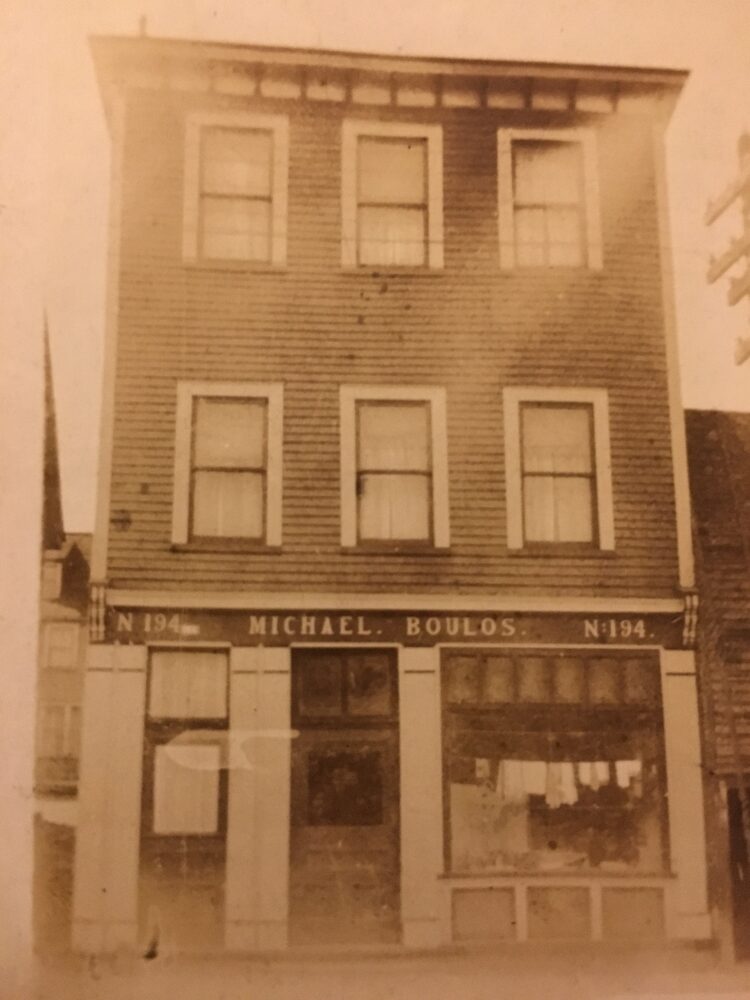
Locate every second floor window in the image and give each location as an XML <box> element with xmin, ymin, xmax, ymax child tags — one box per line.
<box><xmin>520</xmin><ymin>403</ymin><xmax>596</xmax><ymax>544</ymax></box>
<box><xmin>340</xmin><ymin>386</ymin><xmax>450</xmax><ymax>548</ymax></box>
<box><xmin>172</xmin><ymin>382</ymin><xmax>283</xmax><ymax>547</ymax></box>
<box><xmin>503</xmin><ymin>387</ymin><xmax>615</xmax><ymax>551</ymax></box>
<box><xmin>183</xmin><ymin>112</ymin><xmax>289</xmax><ymax>266</ymax></box>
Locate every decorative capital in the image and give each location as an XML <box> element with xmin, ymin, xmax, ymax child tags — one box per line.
<box><xmin>89</xmin><ymin>581</ymin><xmax>107</xmax><ymax>642</ymax></box>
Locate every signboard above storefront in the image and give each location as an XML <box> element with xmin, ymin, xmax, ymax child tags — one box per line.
<box><xmin>106</xmin><ymin>607</ymin><xmax>686</xmax><ymax>649</ymax></box>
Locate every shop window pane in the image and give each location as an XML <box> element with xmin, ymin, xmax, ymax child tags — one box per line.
<box><xmin>588</xmin><ymin>658</ymin><xmax>621</xmax><ymax>704</ymax></box>
<box><xmin>149</xmin><ymin>651</ymin><xmax>228</xmax><ymax>719</ymax></box>
<box><xmin>445</xmin><ymin>656</ymin><xmax>480</xmax><ymax>704</ymax></box>
<box><xmin>624</xmin><ymin>659</ymin><xmax>659</xmax><ymax>704</ymax></box>
<box><xmin>552</xmin><ymin>657</ymin><xmax>585</xmax><ymax>703</ymax></box>
<box><xmin>153</xmin><ymin>743</ymin><xmax>220</xmax><ymax>835</ymax></box>
<box><xmin>347</xmin><ymin>657</ymin><xmax>392</xmax><ymax>716</ymax></box>
<box><xmin>517</xmin><ymin>657</ymin><xmax>550</xmax><ymax>702</ymax></box>
<box><xmin>298</xmin><ymin>656</ymin><xmax>342</xmax><ymax>717</ymax></box>
<box><xmin>307</xmin><ymin>749</ymin><xmax>383</xmax><ymax>825</ymax></box>
<box><xmin>484</xmin><ymin>657</ymin><xmax>515</xmax><ymax>703</ymax></box>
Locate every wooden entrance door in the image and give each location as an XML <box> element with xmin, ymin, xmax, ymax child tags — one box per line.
<box><xmin>289</xmin><ymin>649</ymin><xmax>400</xmax><ymax>945</ymax></box>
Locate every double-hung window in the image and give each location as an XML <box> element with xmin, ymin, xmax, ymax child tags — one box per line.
<box><xmin>503</xmin><ymin>388</ymin><xmax>614</xmax><ymax>550</ymax></box>
<box><xmin>340</xmin><ymin>386</ymin><xmax>449</xmax><ymax>547</ymax></box>
<box><xmin>497</xmin><ymin>128</ymin><xmax>602</xmax><ymax>270</ymax></box>
<box><xmin>172</xmin><ymin>382</ymin><xmax>283</xmax><ymax>547</ymax></box>
<box><xmin>342</xmin><ymin>121</ymin><xmax>444</xmax><ymax>269</ymax></box>
<box><xmin>183</xmin><ymin>112</ymin><xmax>289</xmax><ymax>265</ymax></box>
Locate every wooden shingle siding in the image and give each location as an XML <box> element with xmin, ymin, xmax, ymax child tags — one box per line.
<box><xmin>106</xmin><ymin>88</ymin><xmax>680</xmax><ymax>595</ymax></box>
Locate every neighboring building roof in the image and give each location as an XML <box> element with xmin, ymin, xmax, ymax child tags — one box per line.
<box><xmin>687</xmin><ymin>409</ymin><xmax>750</xmax><ymax>632</ymax></box>
<box><xmin>43</xmin><ymin>326</ymin><xmax>65</xmax><ymax>552</ymax></box>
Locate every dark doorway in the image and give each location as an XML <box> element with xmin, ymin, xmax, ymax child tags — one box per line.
<box><xmin>289</xmin><ymin>648</ymin><xmax>400</xmax><ymax>945</ymax></box>
<box><xmin>728</xmin><ymin>787</ymin><xmax>750</xmax><ymax>960</ymax></box>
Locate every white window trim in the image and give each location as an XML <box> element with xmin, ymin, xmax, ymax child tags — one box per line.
<box><xmin>340</xmin><ymin>385</ymin><xmax>450</xmax><ymax>547</ymax></box>
<box><xmin>172</xmin><ymin>381</ymin><xmax>283</xmax><ymax>546</ymax></box>
<box><xmin>341</xmin><ymin>120</ymin><xmax>444</xmax><ymax>269</ymax></box>
<box><xmin>183</xmin><ymin>111</ymin><xmax>289</xmax><ymax>265</ymax></box>
<box><xmin>497</xmin><ymin>126</ymin><xmax>603</xmax><ymax>270</ymax></box>
<box><xmin>503</xmin><ymin>387</ymin><xmax>615</xmax><ymax>550</ymax></box>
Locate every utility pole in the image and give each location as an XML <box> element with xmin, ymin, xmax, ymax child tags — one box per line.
<box><xmin>706</xmin><ymin>131</ymin><xmax>750</xmax><ymax>365</ymax></box>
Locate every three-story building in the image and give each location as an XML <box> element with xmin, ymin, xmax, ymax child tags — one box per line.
<box><xmin>74</xmin><ymin>33</ymin><xmax>709</xmax><ymax>954</ymax></box>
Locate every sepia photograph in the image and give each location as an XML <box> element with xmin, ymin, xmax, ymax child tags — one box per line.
<box><xmin>2</xmin><ymin>1</ymin><xmax>750</xmax><ymax>997</ymax></box>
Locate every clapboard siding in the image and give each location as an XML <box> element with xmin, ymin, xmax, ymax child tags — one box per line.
<box><xmin>104</xmin><ymin>86</ymin><xmax>681</xmax><ymax>595</ymax></box>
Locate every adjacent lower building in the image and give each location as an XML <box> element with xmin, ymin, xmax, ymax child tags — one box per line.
<box><xmin>73</xmin><ymin>34</ymin><xmax>710</xmax><ymax>954</ymax></box>
<box><xmin>687</xmin><ymin>409</ymin><xmax>750</xmax><ymax>961</ymax></box>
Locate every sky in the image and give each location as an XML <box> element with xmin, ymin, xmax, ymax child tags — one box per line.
<box><xmin>16</xmin><ymin>0</ymin><xmax>750</xmax><ymax>531</ymax></box>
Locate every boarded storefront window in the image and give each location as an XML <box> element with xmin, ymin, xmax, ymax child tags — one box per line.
<box><xmin>442</xmin><ymin>650</ymin><xmax>667</xmax><ymax>875</ymax></box>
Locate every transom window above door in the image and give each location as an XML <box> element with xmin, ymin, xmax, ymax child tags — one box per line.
<box><xmin>342</xmin><ymin>121</ymin><xmax>444</xmax><ymax>269</ymax></box>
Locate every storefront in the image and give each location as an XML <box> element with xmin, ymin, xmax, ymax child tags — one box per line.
<box><xmin>72</xmin><ymin>600</ymin><xmax>710</xmax><ymax>953</ymax></box>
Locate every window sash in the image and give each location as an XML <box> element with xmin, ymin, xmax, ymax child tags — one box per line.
<box><xmin>355</xmin><ymin>400</ymin><xmax>434</xmax><ymax>542</ymax></box>
<box><xmin>189</xmin><ymin>396</ymin><xmax>268</xmax><ymax>541</ymax></box>
<box><xmin>520</xmin><ymin>403</ymin><xmax>596</xmax><ymax>545</ymax></box>
<box><xmin>198</xmin><ymin>126</ymin><xmax>274</xmax><ymax>262</ymax></box>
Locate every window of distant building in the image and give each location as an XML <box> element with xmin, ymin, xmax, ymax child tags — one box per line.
<box><xmin>342</xmin><ymin>121</ymin><xmax>444</xmax><ymax>269</ymax></box>
<box><xmin>503</xmin><ymin>387</ymin><xmax>614</xmax><ymax>550</ymax></box>
<box><xmin>183</xmin><ymin>112</ymin><xmax>289</xmax><ymax>265</ymax></box>
<box><xmin>172</xmin><ymin>382</ymin><xmax>283</xmax><ymax>547</ymax></box>
<box><xmin>497</xmin><ymin>128</ymin><xmax>602</xmax><ymax>269</ymax></box>
<box><xmin>340</xmin><ymin>386</ymin><xmax>449</xmax><ymax>547</ymax></box>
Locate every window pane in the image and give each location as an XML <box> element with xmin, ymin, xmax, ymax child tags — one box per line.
<box><xmin>523</xmin><ymin>475</ymin><xmax>593</xmax><ymax>543</ymax></box>
<box><xmin>39</xmin><ymin>705</ymin><xmax>66</xmax><ymax>757</ymax></box>
<box><xmin>514</xmin><ymin>207</ymin><xmax>546</xmax><ymax>267</ymax></box>
<box><xmin>358</xmin><ymin>206</ymin><xmax>426</xmax><ymax>266</ymax></box>
<box><xmin>358</xmin><ymin>473</ymin><xmax>430</xmax><ymax>541</ymax></box>
<box><xmin>484</xmin><ymin>657</ymin><xmax>515</xmax><ymax>703</ymax></box>
<box><xmin>547</xmin><ymin>207</ymin><xmax>583</xmax><ymax>266</ymax></box>
<box><xmin>149</xmin><ymin>651</ymin><xmax>228</xmax><ymax>719</ymax></box>
<box><xmin>200</xmin><ymin>196</ymin><xmax>271</xmax><ymax>261</ymax></box>
<box><xmin>46</xmin><ymin>624</ymin><xmax>78</xmax><ymax>668</ymax></box>
<box><xmin>358</xmin><ymin>402</ymin><xmax>430</xmax><ymax>471</ymax></box>
<box><xmin>358</xmin><ymin>137</ymin><xmax>426</xmax><ymax>205</ymax></box>
<box><xmin>298</xmin><ymin>655</ymin><xmax>343</xmax><ymax>717</ymax></box>
<box><xmin>192</xmin><ymin>470</ymin><xmax>264</xmax><ymax>538</ymax></box>
<box><xmin>347</xmin><ymin>656</ymin><xmax>393</xmax><ymax>716</ymax></box>
<box><xmin>194</xmin><ymin>398</ymin><xmax>266</xmax><ymax>468</ymax></box>
<box><xmin>589</xmin><ymin>659</ymin><xmax>621</xmax><ymax>705</ymax></box>
<box><xmin>513</xmin><ymin>141</ymin><xmax>580</xmax><ymax>204</ymax></box>
<box><xmin>522</xmin><ymin>406</ymin><xmax>592</xmax><ymax>474</ymax></box>
<box><xmin>202</xmin><ymin>128</ymin><xmax>272</xmax><ymax>197</ymax></box>
<box><xmin>153</xmin><ymin>743</ymin><xmax>220</xmax><ymax>834</ymax></box>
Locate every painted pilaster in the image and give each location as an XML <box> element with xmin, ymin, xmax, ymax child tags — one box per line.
<box><xmin>72</xmin><ymin>644</ymin><xmax>146</xmax><ymax>952</ymax></box>
<box><xmin>399</xmin><ymin>646</ymin><xmax>446</xmax><ymax>947</ymax></box>
<box><xmin>225</xmin><ymin>646</ymin><xmax>291</xmax><ymax>951</ymax></box>
<box><xmin>660</xmin><ymin>649</ymin><xmax>711</xmax><ymax>939</ymax></box>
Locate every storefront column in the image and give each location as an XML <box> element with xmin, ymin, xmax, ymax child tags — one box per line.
<box><xmin>660</xmin><ymin>649</ymin><xmax>711</xmax><ymax>939</ymax></box>
<box><xmin>399</xmin><ymin>646</ymin><xmax>446</xmax><ymax>948</ymax></box>
<box><xmin>72</xmin><ymin>644</ymin><xmax>146</xmax><ymax>952</ymax></box>
<box><xmin>225</xmin><ymin>647</ymin><xmax>291</xmax><ymax>951</ymax></box>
